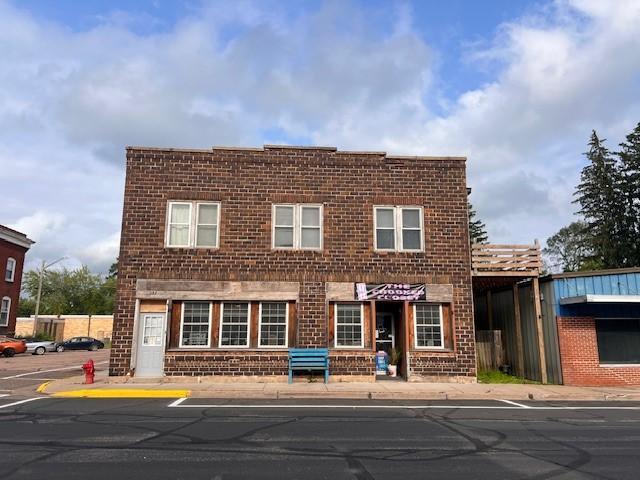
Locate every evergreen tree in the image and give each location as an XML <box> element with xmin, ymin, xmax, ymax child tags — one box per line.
<box><xmin>543</xmin><ymin>221</ymin><xmax>597</xmax><ymax>272</ymax></box>
<box><xmin>617</xmin><ymin>122</ymin><xmax>640</xmax><ymax>267</ymax></box>
<box><xmin>573</xmin><ymin>131</ymin><xmax>624</xmax><ymax>268</ymax></box>
<box><xmin>468</xmin><ymin>202</ymin><xmax>489</xmax><ymax>244</ymax></box>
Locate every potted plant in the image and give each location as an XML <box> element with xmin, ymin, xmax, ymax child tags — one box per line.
<box><xmin>388</xmin><ymin>348</ymin><xmax>402</xmax><ymax>377</ymax></box>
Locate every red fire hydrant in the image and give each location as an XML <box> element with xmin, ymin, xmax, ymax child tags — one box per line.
<box><xmin>82</xmin><ymin>359</ymin><xmax>95</xmax><ymax>384</ymax></box>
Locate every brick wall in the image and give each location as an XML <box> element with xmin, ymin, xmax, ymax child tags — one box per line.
<box><xmin>0</xmin><ymin>238</ymin><xmax>28</xmax><ymax>336</ymax></box>
<box><xmin>111</xmin><ymin>146</ymin><xmax>475</xmax><ymax>380</ymax></box>
<box><xmin>557</xmin><ymin>316</ymin><xmax>640</xmax><ymax>386</ymax></box>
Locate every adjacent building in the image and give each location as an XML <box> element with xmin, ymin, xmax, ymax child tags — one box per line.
<box><xmin>475</xmin><ymin>268</ymin><xmax>640</xmax><ymax>386</ymax></box>
<box><xmin>110</xmin><ymin>145</ymin><xmax>476</xmax><ymax>381</ymax></box>
<box><xmin>0</xmin><ymin>225</ymin><xmax>34</xmax><ymax>336</ymax></box>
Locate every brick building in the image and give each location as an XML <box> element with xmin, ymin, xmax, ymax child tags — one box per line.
<box><xmin>0</xmin><ymin>225</ymin><xmax>34</xmax><ymax>336</ymax></box>
<box><xmin>110</xmin><ymin>145</ymin><xmax>476</xmax><ymax>381</ymax></box>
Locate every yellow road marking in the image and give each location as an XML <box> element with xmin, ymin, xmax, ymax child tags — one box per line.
<box><xmin>36</xmin><ymin>381</ymin><xmax>51</xmax><ymax>393</ymax></box>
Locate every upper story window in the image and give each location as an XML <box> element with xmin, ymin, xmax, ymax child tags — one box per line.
<box><xmin>374</xmin><ymin>206</ymin><xmax>424</xmax><ymax>252</ymax></box>
<box><xmin>0</xmin><ymin>297</ymin><xmax>10</xmax><ymax>326</ymax></box>
<box><xmin>166</xmin><ymin>201</ymin><xmax>220</xmax><ymax>248</ymax></box>
<box><xmin>5</xmin><ymin>258</ymin><xmax>16</xmax><ymax>282</ymax></box>
<box><xmin>272</xmin><ymin>204</ymin><xmax>322</xmax><ymax>250</ymax></box>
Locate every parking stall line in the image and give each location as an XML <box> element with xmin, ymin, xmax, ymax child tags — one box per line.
<box><xmin>0</xmin><ymin>361</ymin><xmax>108</xmax><ymax>380</ymax></box>
<box><xmin>0</xmin><ymin>398</ymin><xmax>42</xmax><ymax>409</ymax></box>
<box><xmin>499</xmin><ymin>399</ymin><xmax>532</xmax><ymax>408</ymax></box>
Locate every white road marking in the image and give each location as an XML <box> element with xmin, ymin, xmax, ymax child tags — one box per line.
<box><xmin>499</xmin><ymin>399</ymin><xmax>532</xmax><ymax>408</ymax></box>
<box><xmin>0</xmin><ymin>398</ymin><xmax>42</xmax><ymax>409</ymax></box>
<box><xmin>0</xmin><ymin>394</ymin><xmax>9</xmax><ymax>398</ymax></box>
<box><xmin>1</xmin><ymin>361</ymin><xmax>108</xmax><ymax>379</ymax></box>
<box><xmin>168</xmin><ymin>397</ymin><xmax>188</xmax><ymax>407</ymax></box>
<box><xmin>168</xmin><ymin>401</ymin><xmax>640</xmax><ymax>411</ymax></box>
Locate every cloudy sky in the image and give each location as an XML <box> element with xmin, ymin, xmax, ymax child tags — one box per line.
<box><xmin>2</xmin><ymin>0</ymin><xmax>640</xmax><ymax>274</ymax></box>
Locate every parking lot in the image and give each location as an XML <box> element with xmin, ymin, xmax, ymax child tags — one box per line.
<box><xmin>0</xmin><ymin>348</ymin><xmax>110</xmax><ymax>395</ymax></box>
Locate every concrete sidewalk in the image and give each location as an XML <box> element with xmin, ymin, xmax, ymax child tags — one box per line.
<box><xmin>39</xmin><ymin>372</ymin><xmax>640</xmax><ymax>401</ymax></box>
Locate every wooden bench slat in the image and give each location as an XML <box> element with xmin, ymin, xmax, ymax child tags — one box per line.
<box><xmin>288</xmin><ymin>348</ymin><xmax>329</xmax><ymax>384</ymax></box>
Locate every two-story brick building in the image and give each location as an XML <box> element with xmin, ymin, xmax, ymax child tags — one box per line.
<box><xmin>110</xmin><ymin>145</ymin><xmax>476</xmax><ymax>382</ymax></box>
<box><xmin>0</xmin><ymin>225</ymin><xmax>34</xmax><ymax>336</ymax></box>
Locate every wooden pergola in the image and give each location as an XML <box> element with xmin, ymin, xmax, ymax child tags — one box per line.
<box><xmin>471</xmin><ymin>242</ymin><xmax>547</xmax><ymax>383</ymax></box>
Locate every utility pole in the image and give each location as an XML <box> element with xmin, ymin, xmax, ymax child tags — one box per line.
<box><xmin>32</xmin><ymin>256</ymin><xmax>67</xmax><ymax>336</ymax></box>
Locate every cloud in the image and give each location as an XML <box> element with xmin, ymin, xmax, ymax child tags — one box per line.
<box><xmin>1</xmin><ymin>0</ymin><xmax>639</xmax><ymax>273</ymax></box>
<box><xmin>9</xmin><ymin>211</ymin><xmax>66</xmax><ymax>242</ymax></box>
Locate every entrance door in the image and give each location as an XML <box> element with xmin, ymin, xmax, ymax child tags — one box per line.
<box><xmin>135</xmin><ymin>313</ymin><xmax>166</xmax><ymax>377</ymax></box>
<box><xmin>376</xmin><ymin>312</ymin><xmax>395</xmax><ymax>355</ymax></box>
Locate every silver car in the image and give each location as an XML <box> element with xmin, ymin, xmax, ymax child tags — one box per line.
<box><xmin>25</xmin><ymin>340</ymin><xmax>62</xmax><ymax>355</ymax></box>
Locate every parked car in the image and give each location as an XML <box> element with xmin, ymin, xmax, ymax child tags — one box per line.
<box><xmin>57</xmin><ymin>337</ymin><xmax>104</xmax><ymax>352</ymax></box>
<box><xmin>0</xmin><ymin>337</ymin><xmax>27</xmax><ymax>357</ymax></box>
<box><xmin>26</xmin><ymin>340</ymin><xmax>61</xmax><ymax>355</ymax></box>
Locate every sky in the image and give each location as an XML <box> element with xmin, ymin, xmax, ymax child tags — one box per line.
<box><xmin>2</xmin><ymin>0</ymin><xmax>640</xmax><ymax>274</ymax></box>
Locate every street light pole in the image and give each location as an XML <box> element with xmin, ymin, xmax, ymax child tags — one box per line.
<box><xmin>32</xmin><ymin>256</ymin><xmax>67</xmax><ymax>336</ymax></box>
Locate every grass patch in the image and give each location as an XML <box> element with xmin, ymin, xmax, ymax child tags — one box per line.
<box><xmin>478</xmin><ymin>370</ymin><xmax>539</xmax><ymax>384</ymax></box>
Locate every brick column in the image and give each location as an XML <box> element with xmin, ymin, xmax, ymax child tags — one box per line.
<box><xmin>296</xmin><ymin>281</ymin><xmax>326</xmax><ymax>347</ymax></box>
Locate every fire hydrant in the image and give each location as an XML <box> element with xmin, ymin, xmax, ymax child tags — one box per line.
<box><xmin>82</xmin><ymin>359</ymin><xmax>95</xmax><ymax>384</ymax></box>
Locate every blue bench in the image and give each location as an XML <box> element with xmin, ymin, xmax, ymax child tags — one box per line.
<box><xmin>288</xmin><ymin>348</ymin><xmax>330</xmax><ymax>384</ymax></box>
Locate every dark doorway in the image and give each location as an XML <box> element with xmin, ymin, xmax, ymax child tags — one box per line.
<box><xmin>375</xmin><ymin>302</ymin><xmax>404</xmax><ymax>380</ymax></box>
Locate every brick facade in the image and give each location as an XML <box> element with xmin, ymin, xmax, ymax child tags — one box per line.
<box><xmin>111</xmin><ymin>145</ymin><xmax>476</xmax><ymax>381</ymax></box>
<box><xmin>0</xmin><ymin>226</ymin><xmax>33</xmax><ymax>336</ymax></box>
<box><xmin>557</xmin><ymin>316</ymin><xmax>640</xmax><ymax>386</ymax></box>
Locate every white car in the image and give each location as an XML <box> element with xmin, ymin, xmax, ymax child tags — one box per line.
<box><xmin>25</xmin><ymin>340</ymin><xmax>62</xmax><ymax>355</ymax></box>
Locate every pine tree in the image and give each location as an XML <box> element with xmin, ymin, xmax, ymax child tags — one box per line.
<box><xmin>468</xmin><ymin>202</ymin><xmax>489</xmax><ymax>244</ymax></box>
<box><xmin>573</xmin><ymin>131</ymin><xmax>624</xmax><ymax>268</ymax></box>
<box><xmin>617</xmin><ymin>122</ymin><xmax>640</xmax><ymax>267</ymax></box>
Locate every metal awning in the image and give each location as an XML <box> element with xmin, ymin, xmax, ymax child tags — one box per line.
<box><xmin>559</xmin><ymin>294</ymin><xmax>640</xmax><ymax>305</ymax></box>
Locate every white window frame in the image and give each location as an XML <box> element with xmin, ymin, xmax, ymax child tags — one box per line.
<box><xmin>218</xmin><ymin>302</ymin><xmax>251</xmax><ymax>349</ymax></box>
<box><xmin>374</xmin><ymin>206</ymin><xmax>424</xmax><ymax>252</ymax></box>
<box><xmin>272</xmin><ymin>204</ymin><xmax>323</xmax><ymax>250</ymax></box>
<box><xmin>334</xmin><ymin>303</ymin><xmax>365</xmax><ymax>349</ymax></box>
<box><xmin>0</xmin><ymin>296</ymin><xmax>10</xmax><ymax>327</ymax></box>
<box><xmin>165</xmin><ymin>201</ymin><xmax>221</xmax><ymax>249</ymax></box>
<box><xmin>257</xmin><ymin>302</ymin><xmax>289</xmax><ymax>349</ymax></box>
<box><xmin>5</xmin><ymin>257</ymin><xmax>16</xmax><ymax>282</ymax></box>
<box><xmin>195</xmin><ymin>202</ymin><xmax>221</xmax><ymax>248</ymax></box>
<box><xmin>178</xmin><ymin>301</ymin><xmax>212</xmax><ymax>348</ymax></box>
<box><xmin>413</xmin><ymin>303</ymin><xmax>445</xmax><ymax>350</ymax></box>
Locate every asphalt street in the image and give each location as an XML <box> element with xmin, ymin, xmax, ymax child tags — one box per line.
<box><xmin>2</xmin><ymin>397</ymin><xmax>640</xmax><ymax>479</ymax></box>
<box><xmin>0</xmin><ymin>349</ymin><xmax>110</xmax><ymax>394</ymax></box>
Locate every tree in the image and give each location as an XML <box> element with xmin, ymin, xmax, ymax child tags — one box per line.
<box><xmin>20</xmin><ymin>266</ymin><xmax>116</xmax><ymax>316</ymax></box>
<box><xmin>543</xmin><ymin>221</ymin><xmax>599</xmax><ymax>273</ymax></box>
<box><xmin>617</xmin><ymin>121</ymin><xmax>640</xmax><ymax>267</ymax></box>
<box><xmin>573</xmin><ymin>131</ymin><xmax>625</xmax><ymax>268</ymax></box>
<box><xmin>468</xmin><ymin>202</ymin><xmax>489</xmax><ymax>244</ymax></box>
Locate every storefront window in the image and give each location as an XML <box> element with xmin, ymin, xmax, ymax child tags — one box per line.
<box><xmin>596</xmin><ymin>318</ymin><xmax>640</xmax><ymax>364</ymax></box>
<box><xmin>414</xmin><ymin>304</ymin><xmax>443</xmax><ymax>348</ymax></box>
<box><xmin>259</xmin><ymin>302</ymin><xmax>288</xmax><ymax>347</ymax></box>
<box><xmin>180</xmin><ymin>301</ymin><xmax>211</xmax><ymax>347</ymax></box>
<box><xmin>335</xmin><ymin>303</ymin><xmax>364</xmax><ymax>348</ymax></box>
<box><xmin>220</xmin><ymin>302</ymin><xmax>250</xmax><ymax>347</ymax></box>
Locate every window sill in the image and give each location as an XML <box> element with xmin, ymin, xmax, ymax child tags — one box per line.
<box><xmin>412</xmin><ymin>348</ymin><xmax>455</xmax><ymax>354</ymax></box>
<box><xmin>166</xmin><ymin>347</ymin><xmax>288</xmax><ymax>353</ymax></box>
<box><xmin>599</xmin><ymin>363</ymin><xmax>640</xmax><ymax>367</ymax></box>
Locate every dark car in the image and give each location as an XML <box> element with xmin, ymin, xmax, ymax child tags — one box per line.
<box><xmin>57</xmin><ymin>337</ymin><xmax>104</xmax><ymax>352</ymax></box>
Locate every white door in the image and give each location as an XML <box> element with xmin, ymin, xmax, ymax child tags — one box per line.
<box><xmin>135</xmin><ymin>313</ymin><xmax>166</xmax><ymax>377</ymax></box>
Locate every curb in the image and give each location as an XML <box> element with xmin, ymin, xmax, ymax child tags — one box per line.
<box><xmin>51</xmin><ymin>389</ymin><xmax>191</xmax><ymax>398</ymax></box>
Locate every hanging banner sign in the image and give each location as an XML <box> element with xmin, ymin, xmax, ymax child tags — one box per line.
<box><xmin>355</xmin><ymin>283</ymin><xmax>426</xmax><ymax>301</ymax></box>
